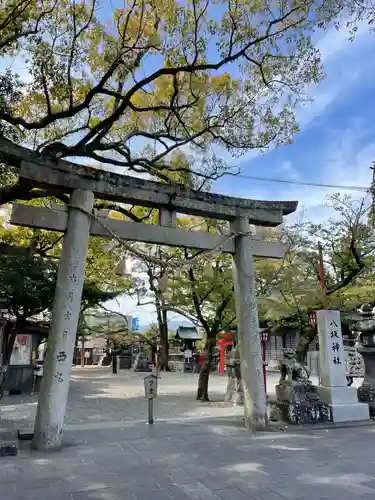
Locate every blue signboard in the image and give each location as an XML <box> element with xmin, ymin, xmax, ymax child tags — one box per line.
<box><xmin>131</xmin><ymin>317</ymin><xmax>140</xmax><ymax>331</ymax></box>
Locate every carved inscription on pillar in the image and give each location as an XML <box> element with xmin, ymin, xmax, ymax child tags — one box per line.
<box><xmin>52</xmin><ymin>246</ymin><xmax>81</xmax><ymax>381</ymax></box>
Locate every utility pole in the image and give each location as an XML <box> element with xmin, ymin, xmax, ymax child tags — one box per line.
<box><xmin>370</xmin><ymin>164</ymin><xmax>375</xmax><ymax>225</ymax></box>
<box><xmin>318</xmin><ymin>241</ymin><xmax>327</xmax><ymax>309</ymax></box>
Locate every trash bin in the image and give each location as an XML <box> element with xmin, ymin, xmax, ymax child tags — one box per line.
<box><xmin>4</xmin><ymin>364</ymin><xmax>35</xmax><ymax>394</ymax></box>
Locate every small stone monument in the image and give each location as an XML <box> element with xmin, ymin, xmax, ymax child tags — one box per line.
<box><xmin>316</xmin><ymin>309</ymin><xmax>369</xmax><ymax>422</ymax></box>
<box><xmin>270</xmin><ymin>348</ymin><xmax>331</xmax><ymax>424</ymax></box>
<box><xmin>355</xmin><ymin>304</ymin><xmax>375</xmax><ymax>416</ymax></box>
<box><xmin>134</xmin><ymin>352</ymin><xmax>152</xmax><ymax>372</ymax></box>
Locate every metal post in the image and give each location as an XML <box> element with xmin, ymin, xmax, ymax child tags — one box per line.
<box><xmin>148</xmin><ymin>398</ymin><xmax>154</xmax><ymax>425</ymax></box>
<box><xmin>155</xmin><ymin>342</ymin><xmax>160</xmax><ymax>377</ymax></box>
<box><xmin>261</xmin><ymin>339</ymin><xmax>267</xmax><ymax>394</ymax></box>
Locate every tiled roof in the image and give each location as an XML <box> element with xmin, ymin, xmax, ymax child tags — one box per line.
<box><xmin>175</xmin><ymin>326</ymin><xmax>202</xmax><ymax>340</ymax></box>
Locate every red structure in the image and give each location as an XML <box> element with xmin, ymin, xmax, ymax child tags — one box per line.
<box><xmin>217</xmin><ymin>333</ymin><xmax>232</xmax><ymax>375</ymax></box>
<box><xmin>216</xmin><ymin>331</ymin><xmax>268</xmax><ymax>393</ymax></box>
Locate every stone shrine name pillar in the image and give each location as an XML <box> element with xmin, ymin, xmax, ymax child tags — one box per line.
<box><xmin>32</xmin><ymin>190</ymin><xmax>94</xmax><ymax>450</ymax></box>
<box><xmin>316</xmin><ymin>309</ymin><xmax>369</xmax><ymax>422</ymax></box>
<box><xmin>231</xmin><ymin>216</ymin><xmax>266</xmax><ymax>430</ymax></box>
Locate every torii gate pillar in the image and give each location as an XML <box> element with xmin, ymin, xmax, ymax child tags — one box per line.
<box><xmin>32</xmin><ymin>190</ymin><xmax>94</xmax><ymax>451</ymax></box>
<box><xmin>231</xmin><ymin>216</ymin><xmax>266</xmax><ymax>430</ymax></box>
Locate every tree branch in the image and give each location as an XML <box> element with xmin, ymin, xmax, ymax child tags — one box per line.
<box><xmin>2</xmin><ymin>7</ymin><xmax>302</xmax><ymax>138</ymax></box>
<box><xmin>0</xmin><ymin>183</ymin><xmax>68</xmax><ymax>207</ymax></box>
<box><xmin>326</xmin><ymin>234</ymin><xmax>365</xmax><ymax>295</ymax></box>
<box><xmin>186</xmin><ymin>258</ymin><xmax>211</xmax><ymax>334</ymax></box>
<box><xmin>93</xmin><ymin>200</ymin><xmax>145</xmax><ymax>223</ymax></box>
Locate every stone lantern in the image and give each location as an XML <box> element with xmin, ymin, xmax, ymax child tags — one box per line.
<box><xmin>356</xmin><ymin>304</ymin><xmax>375</xmax><ymax>416</ymax></box>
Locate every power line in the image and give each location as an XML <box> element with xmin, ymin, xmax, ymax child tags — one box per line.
<box><xmin>225</xmin><ymin>172</ymin><xmax>370</xmax><ymax>192</ymax></box>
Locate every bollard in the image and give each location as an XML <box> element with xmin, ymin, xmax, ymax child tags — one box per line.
<box><xmin>148</xmin><ymin>398</ymin><xmax>154</xmax><ymax>425</ymax></box>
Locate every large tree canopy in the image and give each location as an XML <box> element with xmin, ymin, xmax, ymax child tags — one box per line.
<box><xmin>0</xmin><ymin>0</ymin><xmax>330</xmax><ymax>190</ymax></box>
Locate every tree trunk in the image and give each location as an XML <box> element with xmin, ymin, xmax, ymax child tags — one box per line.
<box><xmin>196</xmin><ymin>339</ymin><xmax>214</xmax><ymax>402</ymax></box>
<box><xmin>295</xmin><ymin>325</ymin><xmax>317</xmax><ymax>363</ymax></box>
<box><xmin>81</xmin><ymin>335</ymin><xmax>85</xmax><ymax>368</ymax></box>
<box><xmin>112</xmin><ymin>353</ymin><xmax>117</xmax><ymax>374</ymax></box>
<box><xmin>156</xmin><ymin>299</ymin><xmax>169</xmax><ymax>371</ymax></box>
<box><xmin>2</xmin><ymin>321</ymin><xmax>17</xmax><ymax>366</ymax></box>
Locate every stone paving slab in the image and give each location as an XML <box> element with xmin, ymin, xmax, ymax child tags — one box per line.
<box><xmin>1</xmin><ymin>422</ymin><xmax>374</xmax><ymax>500</ymax></box>
<box><xmin>0</xmin><ymin>369</ymin><xmax>374</xmax><ymax>500</ymax></box>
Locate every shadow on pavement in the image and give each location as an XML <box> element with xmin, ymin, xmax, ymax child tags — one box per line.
<box><xmin>5</xmin><ymin>412</ymin><xmax>375</xmax><ymax>500</ymax></box>
<box><xmin>1</xmin><ymin>369</ymin><xmax>375</xmax><ymax>500</ymax></box>
<box><xmin>0</xmin><ymin>369</ymin><xmax>242</xmax><ymax>433</ymax></box>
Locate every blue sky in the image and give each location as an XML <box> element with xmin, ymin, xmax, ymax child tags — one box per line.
<box><xmin>119</xmin><ymin>21</ymin><xmax>375</xmax><ymax>327</ymax></box>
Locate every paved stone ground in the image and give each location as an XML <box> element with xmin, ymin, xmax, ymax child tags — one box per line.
<box><xmin>1</xmin><ymin>367</ymin><xmax>249</xmax><ymax>428</ymax></box>
<box><xmin>0</xmin><ymin>368</ymin><xmax>374</xmax><ymax>500</ymax></box>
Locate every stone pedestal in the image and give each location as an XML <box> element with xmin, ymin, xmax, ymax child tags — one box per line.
<box><xmin>317</xmin><ymin>310</ymin><xmax>369</xmax><ymax>423</ymax></box>
<box><xmin>358</xmin><ymin>347</ymin><xmax>375</xmax><ymax>386</ymax></box>
<box><xmin>358</xmin><ymin>386</ymin><xmax>375</xmax><ymax>417</ymax></box>
<box><xmin>270</xmin><ymin>381</ymin><xmax>332</xmax><ymax>425</ymax></box>
<box><xmin>117</xmin><ymin>355</ymin><xmax>132</xmax><ymax>370</ymax></box>
<box><xmin>183</xmin><ymin>361</ymin><xmax>195</xmax><ymax>373</ymax></box>
<box><xmin>318</xmin><ymin>386</ymin><xmax>369</xmax><ymax>422</ymax></box>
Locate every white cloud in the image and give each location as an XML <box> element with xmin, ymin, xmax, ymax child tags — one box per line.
<box><xmin>224</xmin><ymin>22</ymin><xmax>374</xmax><ymax>169</ymax></box>
<box><xmin>279</xmin><ymin>160</ymin><xmax>301</xmax><ymax>181</ymax></box>
<box><xmin>322</xmin><ymin>138</ymin><xmax>374</xmax><ymax>187</ymax></box>
<box><xmin>317</xmin><ymin>18</ymin><xmax>370</xmax><ymax>62</ymax></box>
<box><xmin>296</xmin><ymin>21</ymin><xmax>373</xmax><ymax>128</ymax></box>
<box><xmin>264</xmin><ymin>130</ymin><xmax>373</xmax><ymax>224</ymax></box>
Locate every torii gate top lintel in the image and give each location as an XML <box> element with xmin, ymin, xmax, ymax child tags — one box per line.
<box><xmin>18</xmin><ymin>159</ymin><xmax>297</xmax><ymax>226</ymax></box>
<box><xmin>0</xmin><ymin>136</ymin><xmax>297</xmax><ymax>225</ymax></box>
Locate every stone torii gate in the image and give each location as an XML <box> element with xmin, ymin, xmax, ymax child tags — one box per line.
<box><xmin>9</xmin><ymin>156</ymin><xmax>297</xmax><ymax>450</ymax></box>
